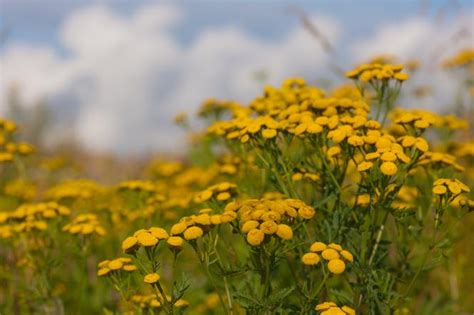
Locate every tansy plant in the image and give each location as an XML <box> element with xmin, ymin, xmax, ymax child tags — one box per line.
<box><xmin>1</xmin><ymin>50</ymin><xmax>474</xmax><ymax>314</ymax></box>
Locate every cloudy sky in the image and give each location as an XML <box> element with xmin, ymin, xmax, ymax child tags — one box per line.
<box><xmin>0</xmin><ymin>0</ymin><xmax>473</xmax><ymax>153</ymax></box>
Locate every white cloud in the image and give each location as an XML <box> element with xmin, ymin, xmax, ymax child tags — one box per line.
<box><xmin>0</xmin><ymin>4</ymin><xmax>472</xmax><ymax>153</ymax></box>
<box><xmin>0</xmin><ymin>4</ymin><xmax>338</xmax><ymax>153</ymax></box>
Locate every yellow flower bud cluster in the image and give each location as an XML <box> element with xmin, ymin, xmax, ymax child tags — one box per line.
<box><xmin>1</xmin><ymin>118</ymin><xmax>34</xmax><ymax>163</ymax></box>
<box><xmin>443</xmin><ymin>48</ymin><xmax>474</xmax><ymax>68</ymax></box>
<box><xmin>97</xmin><ymin>257</ymin><xmax>137</xmax><ymax>276</ymax></box>
<box><xmin>315</xmin><ymin>301</ymin><xmax>356</xmax><ymax>315</ymax></box>
<box><xmin>432</xmin><ymin>178</ymin><xmax>470</xmax><ymax>196</ymax></box>
<box><xmin>346</xmin><ymin>63</ymin><xmax>409</xmax><ymax>82</ymax></box>
<box><xmin>390</xmin><ymin>109</ymin><xmax>468</xmax><ymax>132</ymax></box>
<box><xmin>63</xmin><ymin>214</ymin><xmax>106</xmax><ymax>236</ymax></box>
<box><xmin>4</xmin><ymin>179</ymin><xmax>37</xmax><ymax>200</ymax></box>
<box><xmin>193</xmin><ymin>182</ymin><xmax>237</xmax><ymax>203</ymax></box>
<box><xmin>301</xmin><ymin>242</ymin><xmax>353</xmax><ymax>274</ymax></box>
<box><xmin>45</xmin><ymin>179</ymin><xmax>105</xmax><ymax>200</ymax></box>
<box><xmin>228</xmin><ymin>198</ymin><xmax>315</xmax><ymax>246</ymax></box>
<box><xmin>0</xmin><ymin>202</ymin><xmax>71</xmax><ymax>238</ymax></box>
<box><xmin>10</xmin><ymin>202</ymin><xmax>71</xmax><ymax>220</ymax></box>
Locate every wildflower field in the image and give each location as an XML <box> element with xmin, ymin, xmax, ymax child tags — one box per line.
<box><xmin>1</xmin><ymin>49</ymin><xmax>473</xmax><ymax>315</ymax></box>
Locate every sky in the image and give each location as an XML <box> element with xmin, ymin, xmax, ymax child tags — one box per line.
<box><xmin>0</xmin><ymin>0</ymin><xmax>473</xmax><ymax>154</ymax></box>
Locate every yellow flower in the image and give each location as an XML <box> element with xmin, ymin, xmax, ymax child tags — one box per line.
<box><xmin>97</xmin><ymin>268</ymin><xmax>110</xmax><ymax>276</ymax></box>
<box><xmin>432</xmin><ymin>185</ymin><xmax>447</xmax><ymax>195</ymax></box>
<box><xmin>149</xmin><ymin>227</ymin><xmax>169</xmax><ymax>239</ymax></box>
<box><xmin>167</xmin><ymin>236</ymin><xmax>184</xmax><ymax>249</ymax></box>
<box><xmin>170</xmin><ymin>222</ymin><xmax>188</xmax><ymax>235</ymax></box>
<box><xmin>328</xmin><ymin>259</ymin><xmax>346</xmax><ymax>274</ymax></box>
<box><xmin>328</xmin><ymin>243</ymin><xmax>342</xmax><ymax>251</ymax></box>
<box><xmin>340</xmin><ymin>250</ymin><xmax>354</xmax><ymax>262</ymax></box>
<box><xmin>301</xmin><ymin>253</ymin><xmax>320</xmax><ymax>265</ymax></box>
<box><xmin>310</xmin><ymin>242</ymin><xmax>327</xmax><ymax>252</ymax></box>
<box><xmin>123</xmin><ymin>265</ymin><xmax>137</xmax><ymax>272</ymax></box>
<box><xmin>144</xmin><ymin>273</ymin><xmax>161</xmax><ymax>284</ymax></box>
<box><xmin>216</xmin><ymin>192</ymin><xmax>231</xmax><ymax>201</ymax></box>
<box><xmin>321</xmin><ymin>307</ymin><xmax>346</xmax><ymax>315</ymax></box>
<box><xmin>357</xmin><ymin>161</ymin><xmax>373</xmax><ymax>172</ymax></box>
<box><xmin>348</xmin><ymin>135</ymin><xmax>364</xmax><ymax>146</ymax></box>
<box><xmin>394</xmin><ymin>72</ymin><xmax>409</xmax><ymax>81</ymax></box>
<box><xmin>380</xmin><ymin>151</ymin><xmax>397</xmax><ymax>162</ymax></box>
<box><xmin>327</xmin><ymin>146</ymin><xmax>341</xmax><ymax>158</ymax></box>
<box><xmin>137</xmin><ymin>232</ymin><xmax>158</xmax><ymax>247</ymax></box>
<box><xmin>321</xmin><ymin>248</ymin><xmax>340</xmax><ymax>260</ymax></box>
<box><xmin>380</xmin><ymin>162</ymin><xmax>398</xmax><ymax>176</ymax></box>
<box><xmin>108</xmin><ymin>259</ymin><xmax>123</xmax><ymax>270</ymax></box>
<box><xmin>122</xmin><ymin>236</ymin><xmax>138</xmax><ymax>253</ymax></box>
<box><xmin>298</xmin><ymin>206</ymin><xmax>315</xmax><ymax>219</ymax></box>
<box><xmin>183</xmin><ymin>226</ymin><xmax>204</xmax><ymax>240</ymax></box>
<box><xmin>276</xmin><ymin>224</ymin><xmax>293</xmax><ymax>240</ymax></box>
<box><xmin>241</xmin><ymin>220</ymin><xmax>259</xmax><ymax>233</ymax></box>
<box><xmin>259</xmin><ymin>220</ymin><xmax>278</xmax><ymax>234</ymax></box>
<box><xmin>246</xmin><ymin>228</ymin><xmax>265</xmax><ymax>246</ymax></box>
<box><xmin>262</xmin><ymin>128</ymin><xmax>277</xmax><ymax>139</ymax></box>
<box><xmin>315</xmin><ymin>301</ymin><xmax>337</xmax><ymax>311</ymax></box>
<box><xmin>415</xmin><ymin>137</ymin><xmax>429</xmax><ymax>152</ymax></box>
<box><xmin>341</xmin><ymin>306</ymin><xmax>356</xmax><ymax>315</ymax></box>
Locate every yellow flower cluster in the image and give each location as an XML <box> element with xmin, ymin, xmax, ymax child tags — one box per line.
<box><xmin>63</xmin><ymin>214</ymin><xmax>106</xmax><ymax>236</ymax></box>
<box><xmin>122</xmin><ymin>227</ymin><xmax>170</xmax><ymax>253</ymax></box>
<box><xmin>97</xmin><ymin>257</ymin><xmax>137</xmax><ymax>276</ymax></box>
<box><xmin>315</xmin><ymin>301</ymin><xmax>356</xmax><ymax>315</ymax></box>
<box><xmin>443</xmin><ymin>48</ymin><xmax>474</xmax><ymax>68</ymax></box>
<box><xmin>4</xmin><ymin>179</ymin><xmax>37</xmax><ymax>200</ymax></box>
<box><xmin>346</xmin><ymin>63</ymin><xmax>409</xmax><ymax>82</ymax></box>
<box><xmin>167</xmin><ymin>207</ymin><xmax>241</xmax><ymax>244</ymax></box>
<box><xmin>0</xmin><ymin>118</ymin><xmax>34</xmax><ymax>163</ymax></box>
<box><xmin>193</xmin><ymin>182</ymin><xmax>237</xmax><ymax>203</ymax></box>
<box><xmin>0</xmin><ymin>202</ymin><xmax>71</xmax><ymax>238</ymax></box>
<box><xmin>432</xmin><ymin>178</ymin><xmax>470</xmax><ymax>196</ymax></box>
<box><xmin>301</xmin><ymin>242</ymin><xmax>353</xmax><ymax>274</ymax></box>
<box><xmin>208</xmin><ymin>78</ymin><xmax>375</xmax><ymax>147</ymax></box>
<box><xmin>230</xmin><ymin>198</ymin><xmax>315</xmax><ymax>246</ymax></box>
<box><xmin>356</xmin><ymin>132</ymin><xmax>427</xmax><ymax>176</ymax></box>
<box><xmin>390</xmin><ymin>109</ymin><xmax>468</xmax><ymax>131</ymax></box>
<box><xmin>45</xmin><ymin>179</ymin><xmax>105</xmax><ymax>200</ymax></box>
